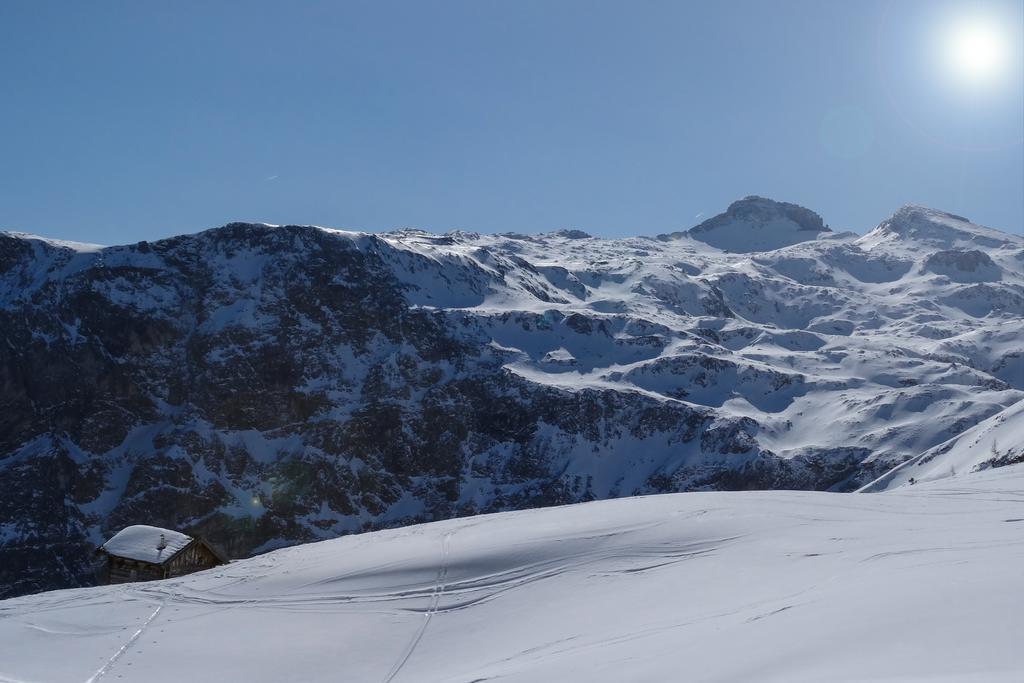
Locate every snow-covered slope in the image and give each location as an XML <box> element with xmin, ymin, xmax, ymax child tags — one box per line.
<box><xmin>2</xmin><ymin>465</ymin><xmax>1023</xmax><ymax>683</ymax></box>
<box><xmin>859</xmin><ymin>399</ymin><xmax>1024</xmax><ymax>491</ymax></box>
<box><xmin>1</xmin><ymin>198</ymin><xmax>1022</xmax><ymax>599</ymax></box>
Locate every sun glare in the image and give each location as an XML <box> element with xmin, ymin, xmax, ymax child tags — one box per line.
<box><xmin>943</xmin><ymin>16</ymin><xmax>1010</xmax><ymax>86</ymax></box>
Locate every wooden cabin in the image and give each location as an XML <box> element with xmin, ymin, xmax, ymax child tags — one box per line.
<box><xmin>96</xmin><ymin>525</ymin><xmax>227</xmax><ymax>584</ymax></box>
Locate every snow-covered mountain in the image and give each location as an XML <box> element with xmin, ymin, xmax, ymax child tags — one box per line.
<box><xmin>1</xmin><ymin>198</ymin><xmax>1022</xmax><ymax>598</ymax></box>
<box><xmin>2</xmin><ymin>464</ymin><xmax>1023</xmax><ymax>682</ymax></box>
<box><xmin>660</xmin><ymin>195</ymin><xmax>833</xmax><ymax>252</ymax></box>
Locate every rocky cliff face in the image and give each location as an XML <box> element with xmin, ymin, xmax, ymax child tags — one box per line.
<box><xmin>2</xmin><ymin>199</ymin><xmax>1022</xmax><ymax>598</ymax></box>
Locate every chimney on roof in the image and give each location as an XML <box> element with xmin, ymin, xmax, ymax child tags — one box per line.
<box><xmin>157</xmin><ymin>534</ymin><xmax>167</xmax><ymax>551</ymax></box>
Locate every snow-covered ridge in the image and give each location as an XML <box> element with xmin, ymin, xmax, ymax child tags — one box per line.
<box><xmin>1</xmin><ymin>198</ymin><xmax>1022</xmax><ymax>599</ymax></box>
<box><xmin>2</xmin><ymin>465</ymin><xmax>1023</xmax><ymax>682</ymax></box>
<box><xmin>0</xmin><ymin>230</ymin><xmax>105</xmax><ymax>252</ymax></box>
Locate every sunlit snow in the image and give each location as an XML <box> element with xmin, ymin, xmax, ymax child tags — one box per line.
<box><xmin>1</xmin><ymin>466</ymin><xmax>1022</xmax><ymax>682</ymax></box>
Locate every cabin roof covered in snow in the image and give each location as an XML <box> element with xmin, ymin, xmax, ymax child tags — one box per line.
<box><xmin>100</xmin><ymin>525</ymin><xmax>193</xmax><ymax>564</ymax></box>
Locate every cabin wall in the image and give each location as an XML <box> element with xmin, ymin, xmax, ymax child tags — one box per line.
<box><xmin>166</xmin><ymin>542</ymin><xmax>221</xmax><ymax>578</ymax></box>
<box><xmin>106</xmin><ymin>557</ymin><xmax>164</xmax><ymax>584</ymax></box>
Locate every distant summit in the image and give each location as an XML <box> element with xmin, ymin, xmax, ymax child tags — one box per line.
<box><xmin>550</xmin><ymin>229</ymin><xmax>593</xmax><ymax>240</ymax></box>
<box><xmin>659</xmin><ymin>196</ymin><xmax>831</xmax><ymax>253</ymax></box>
<box><xmin>858</xmin><ymin>205</ymin><xmax>1020</xmax><ymax>251</ymax></box>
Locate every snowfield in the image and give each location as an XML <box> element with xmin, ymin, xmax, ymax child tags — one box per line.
<box><xmin>2</xmin><ymin>465</ymin><xmax>1023</xmax><ymax>683</ymax></box>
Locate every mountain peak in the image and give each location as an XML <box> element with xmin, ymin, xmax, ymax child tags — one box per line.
<box><xmin>719</xmin><ymin>196</ymin><xmax>828</xmax><ymax>232</ymax></box>
<box><xmin>891</xmin><ymin>205</ymin><xmax>972</xmax><ymax>226</ymax></box>
<box><xmin>859</xmin><ymin>206</ymin><xmax>1021</xmax><ymax>250</ymax></box>
<box><xmin>661</xmin><ymin>196</ymin><xmax>830</xmax><ymax>253</ymax></box>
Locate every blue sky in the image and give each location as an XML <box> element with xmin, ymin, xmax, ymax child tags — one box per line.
<box><xmin>1</xmin><ymin>0</ymin><xmax>1021</xmax><ymax>244</ymax></box>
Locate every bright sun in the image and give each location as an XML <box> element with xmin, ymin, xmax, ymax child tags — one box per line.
<box><xmin>943</xmin><ymin>17</ymin><xmax>1010</xmax><ymax>86</ymax></box>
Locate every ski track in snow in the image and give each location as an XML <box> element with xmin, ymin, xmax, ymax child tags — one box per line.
<box><xmin>381</xmin><ymin>532</ymin><xmax>452</xmax><ymax>683</ymax></box>
<box><xmin>83</xmin><ymin>600</ymin><xmax>165</xmax><ymax>683</ymax></box>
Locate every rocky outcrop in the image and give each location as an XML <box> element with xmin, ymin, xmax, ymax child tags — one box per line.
<box><xmin>923</xmin><ymin>249</ymin><xmax>1001</xmax><ymax>282</ymax></box>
